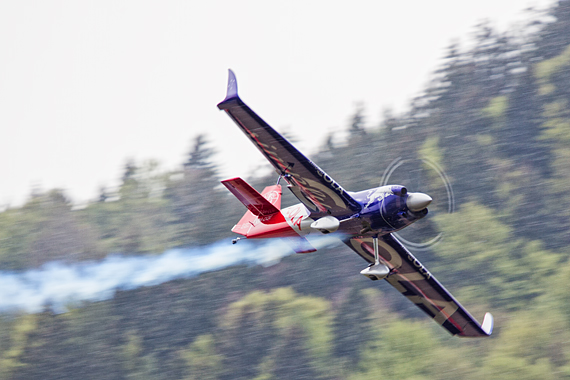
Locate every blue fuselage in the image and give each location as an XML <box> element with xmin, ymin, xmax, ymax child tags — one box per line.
<box><xmin>320</xmin><ymin>185</ymin><xmax>428</xmax><ymax>237</ymax></box>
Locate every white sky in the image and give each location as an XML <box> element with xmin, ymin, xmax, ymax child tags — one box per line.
<box><xmin>0</xmin><ymin>0</ymin><xmax>557</xmax><ymax>207</ymax></box>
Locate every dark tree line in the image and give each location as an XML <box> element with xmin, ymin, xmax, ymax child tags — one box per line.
<box><xmin>3</xmin><ymin>1</ymin><xmax>570</xmax><ymax>378</ymax></box>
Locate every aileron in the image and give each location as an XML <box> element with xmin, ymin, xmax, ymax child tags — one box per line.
<box><xmin>344</xmin><ymin>234</ymin><xmax>493</xmax><ymax>337</ymax></box>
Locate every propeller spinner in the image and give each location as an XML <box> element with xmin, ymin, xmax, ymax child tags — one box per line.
<box><xmin>406</xmin><ymin>192</ymin><xmax>433</xmax><ymax>211</ymax></box>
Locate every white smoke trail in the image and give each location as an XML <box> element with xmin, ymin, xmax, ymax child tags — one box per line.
<box><xmin>0</xmin><ymin>236</ymin><xmax>339</xmax><ymax>314</ymax></box>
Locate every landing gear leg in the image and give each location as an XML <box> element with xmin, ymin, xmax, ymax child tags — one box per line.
<box><xmin>360</xmin><ymin>235</ymin><xmax>390</xmax><ymax>281</ymax></box>
<box><xmin>373</xmin><ymin>235</ymin><xmax>380</xmax><ymax>266</ymax></box>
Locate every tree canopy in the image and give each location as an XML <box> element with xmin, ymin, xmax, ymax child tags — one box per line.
<box><xmin>3</xmin><ymin>2</ymin><xmax>570</xmax><ymax>378</ymax></box>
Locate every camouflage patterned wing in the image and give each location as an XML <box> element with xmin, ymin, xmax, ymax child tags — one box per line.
<box><xmin>217</xmin><ymin>70</ymin><xmax>361</xmax><ymax>219</ymax></box>
<box><xmin>344</xmin><ymin>234</ymin><xmax>493</xmax><ymax>337</ymax></box>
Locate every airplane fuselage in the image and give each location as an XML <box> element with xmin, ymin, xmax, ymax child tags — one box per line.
<box><xmin>278</xmin><ymin>185</ymin><xmax>428</xmax><ymax>239</ymax></box>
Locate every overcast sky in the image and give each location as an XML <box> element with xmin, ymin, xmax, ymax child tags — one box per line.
<box><xmin>0</xmin><ymin>0</ymin><xmax>557</xmax><ymax>207</ymax></box>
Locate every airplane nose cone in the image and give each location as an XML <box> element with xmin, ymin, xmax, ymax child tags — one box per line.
<box><xmin>407</xmin><ymin>192</ymin><xmax>432</xmax><ymax>211</ymax></box>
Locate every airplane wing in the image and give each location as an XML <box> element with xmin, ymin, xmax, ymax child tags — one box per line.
<box><xmin>217</xmin><ymin>70</ymin><xmax>361</xmax><ymax>218</ymax></box>
<box><xmin>344</xmin><ymin>234</ymin><xmax>493</xmax><ymax>337</ymax></box>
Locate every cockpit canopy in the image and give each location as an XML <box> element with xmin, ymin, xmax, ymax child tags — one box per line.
<box><xmin>375</xmin><ymin>185</ymin><xmax>407</xmax><ymax>196</ymax></box>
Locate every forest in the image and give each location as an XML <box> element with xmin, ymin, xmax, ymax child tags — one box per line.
<box><xmin>3</xmin><ymin>2</ymin><xmax>570</xmax><ymax>379</ymax></box>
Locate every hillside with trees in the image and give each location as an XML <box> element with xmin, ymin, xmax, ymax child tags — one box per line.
<box><xmin>3</xmin><ymin>2</ymin><xmax>570</xmax><ymax>379</ymax></box>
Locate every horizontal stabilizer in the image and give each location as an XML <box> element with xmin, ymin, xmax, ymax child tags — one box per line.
<box><xmin>222</xmin><ymin>177</ymin><xmax>280</xmax><ymax>216</ymax></box>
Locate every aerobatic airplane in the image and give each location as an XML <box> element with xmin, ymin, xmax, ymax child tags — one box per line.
<box><xmin>218</xmin><ymin>70</ymin><xmax>493</xmax><ymax>337</ymax></box>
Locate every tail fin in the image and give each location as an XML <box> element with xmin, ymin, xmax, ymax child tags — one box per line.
<box><xmin>222</xmin><ymin>177</ymin><xmax>282</xmax><ymax>236</ymax></box>
<box><xmin>223</xmin><ymin>177</ymin><xmax>317</xmax><ymax>252</ymax></box>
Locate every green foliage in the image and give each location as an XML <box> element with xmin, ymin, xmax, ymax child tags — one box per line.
<box><xmin>535</xmin><ymin>43</ymin><xmax>570</xmax><ymax>239</ymax></box>
<box><xmin>541</xmin><ymin>100</ymin><xmax>570</xmax><ymax>144</ymax></box>
<box><xmin>0</xmin><ymin>190</ymin><xmax>104</xmax><ymax>269</ymax></box>
<box><xmin>4</xmin><ymin>2</ymin><xmax>570</xmax><ymax>379</ymax></box>
<box><xmin>92</xmin><ymin>160</ymin><xmax>177</xmax><ymax>253</ymax></box>
<box><xmin>535</xmin><ymin>44</ymin><xmax>570</xmax><ymax>81</ymax></box>
<box><xmin>122</xmin><ymin>331</ymin><xmax>145</xmax><ymax>376</ymax></box>
<box><xmin>482</xmin><ymin>95</ymin><xmax>509</xmax><ymax>122</ymax></box>
<box><xmin>119</xmin><ymin>329</ymin><xmax>167</xmax><ymax>380</ymax></box>
<box><xmin>433</xmin><ymin>202</ymin><xmax>560</xmax><ymax>309</ymax></box>
<box><xmin>0</xmin><ymin>314</ymin><xmax>37</xmax><ymax>379</ymax></box>
<box><xmin>332</xmin><ymin>286</ymin><xmax>372</xmax><ymax>367</ymax></box>
<box><xmin>0</xmin><ymin>209</ymin><xmax>33</xmax><ymax>269</ymax></box>
<box><xmin>418</xmin><ymin>136</ymin><xmax>444</xmax><ymax>171</ymax></box>
<box><xmin>545</xmin><ymin>260</ymin><xmax>570</xmax><ymax>328</ymax></box>
<box><xmin>216</xmin><ymin>288</ymin><xmax>335</xmax><ymax>379</ymax></box>
<box><xmin>477</xmin><ymin>307</ymin><xmax>569</xmax><ymax>379</ymax></box>
<box><xmin>433</xmin><ymin>202</ymin><xmax>512</xmax><ymax>273</ymax></box>
<box><xmin>349</xmin><ymin>318</ymin><xmax>479</xmax><ymax>380</ymax></box>
<box><xmin>180</xmin><ymin>334</ymin><xmax>222</xmax><ymax>380</ymax></box>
